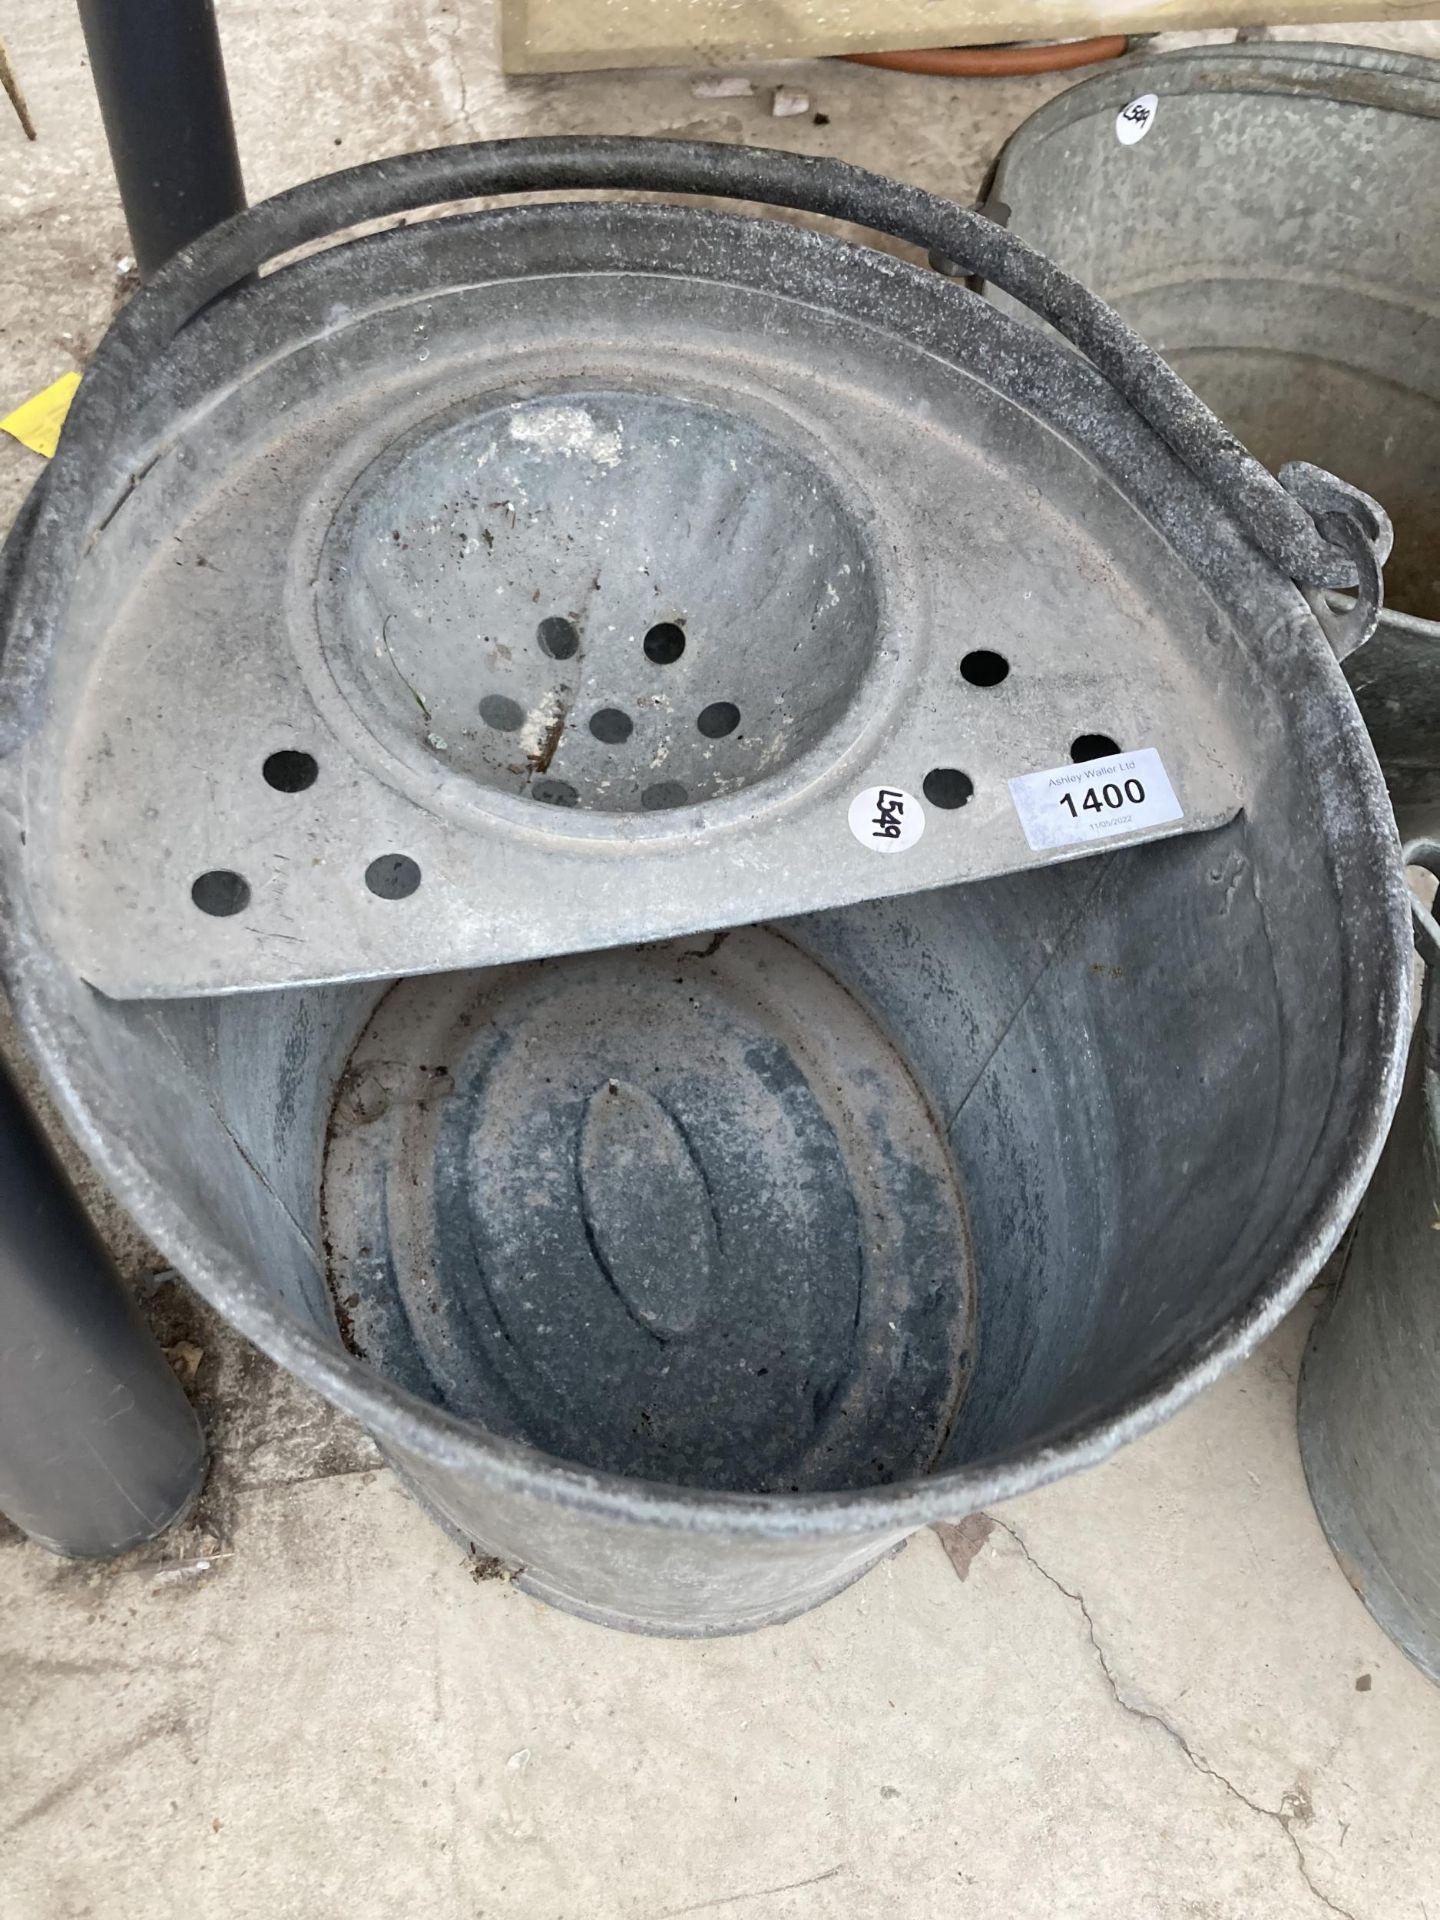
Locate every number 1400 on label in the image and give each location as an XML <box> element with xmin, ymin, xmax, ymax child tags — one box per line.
<box><xmin>1007</xmin><ymin>747</ymin><xmax>1183</xmax><ymax>851</ymax></box>
<box><xmin>1060</xmin><ymin>776</ymin><xmax>1148</xmax><ymax>819</ymax></box>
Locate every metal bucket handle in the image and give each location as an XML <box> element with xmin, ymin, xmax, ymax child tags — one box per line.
<box><xmin>61</xmin><ymin>138</ymin><xmax>1368</xmax><ymax>596</ymax></box>
<box><xmin>1404</xmin><ymin>838</ymin><xmax>1440</xmax><ymax>969</ymax></box>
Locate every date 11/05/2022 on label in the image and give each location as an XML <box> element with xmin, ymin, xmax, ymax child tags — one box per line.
<box><xmin>1009</xmin><ymin>748</ymin><xmax>1182</xmax><ymax>852</ymax></box>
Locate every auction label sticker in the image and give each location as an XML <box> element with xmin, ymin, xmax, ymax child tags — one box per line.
<box><xmin>848</xmin><ymin>785</ymin><xmax>925</xmax><ymax>853</ymax></box>
<box><xmin>1115</xmin><ymin>93</ymin><xmax>1158</xmax><ymax>145</ymax></box>
<box><xmin>1008</xmin><ymin>748</ymin><xmax>1181</xmax><ymax>852</ymax></box>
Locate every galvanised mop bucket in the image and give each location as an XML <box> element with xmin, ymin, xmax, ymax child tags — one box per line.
<box><xmin>0</xmin><ymin>140</ymin><xmax>1412</xmax><ymax>1634</ymax></box>
<box><xmin>1299</xmin><ymin>843</ymin><xmax>1440</xmax><ymax>1684</ymax></box>
<box><xmin>969</xmin><ymin>41</ymin><xmax>1440</xmax><ymax>836</ymax></box>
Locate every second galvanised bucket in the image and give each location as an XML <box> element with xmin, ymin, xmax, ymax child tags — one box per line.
<box><xmin>971</xmin><ymin>41</ymin><xmax>1440</xmax><ymax>835</ymax></box>
<box><xmin>0</xmin><ymin>139</ymin><xmax>1413</xmax><ymax>1634</ymax></box>
<box><xmin>1299</xmin><ymin>844</ymin><xmax>1440</xmax><ymax>1684</ymax></box>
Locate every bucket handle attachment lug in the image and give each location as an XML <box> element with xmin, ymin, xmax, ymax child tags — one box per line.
<box><xmin>1279</xmin><ymin>462</ymin><xmax>1391</xmax><ymax>662</ymax></box>
<box><xmin>1403</xmin><ymin>838</ymin><xmax>1440</xmax><ymax>969</ymax></box>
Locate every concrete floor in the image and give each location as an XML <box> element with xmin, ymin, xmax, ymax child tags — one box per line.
<box><xmin>3</xmin><ymin>6</ymin><xmax>1440</xmax><ymax>1917</ymax></box>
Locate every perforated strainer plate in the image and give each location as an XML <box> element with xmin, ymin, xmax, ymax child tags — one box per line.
<box><xmin>30</xmin><ymin>200</ymin><xmax>1262</xmax><ymax>999</ymax></box>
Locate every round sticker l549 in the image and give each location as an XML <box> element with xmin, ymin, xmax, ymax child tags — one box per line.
<box><xmin>848</xmin><ymin>785</ymin><xmax>924</xmax><ymax>853</ymax></box>
<box><xmin>1116</xmin><ymin>93</ymin><xmax>1158</xmax><ymax>145</ymax></box>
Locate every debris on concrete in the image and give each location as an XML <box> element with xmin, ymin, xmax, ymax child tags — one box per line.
<box><xmin>152</xmin><ymin>1554</ymin><xmax>228</xmax><ymax>1586</ymax></box>
<box><xmin>165</xmin><ymin>1340</ymin><xmax>205</xmax><ymax>1381</ymax></box>
<box><xmin>0</xmin><ymin>33</ymin><xmax>36</xmax><ymax>140</ymax></box>
<box><xmin>933</xmin><ymin>1513</ymin><xmax>996</xmax><ymax>1581</ymax></box>
<box><xmin>770</xmin><ymin>85</ymin><xmax>810</xmax><ymax>118</ymax></box>
<box><xmin>1</xmin><ymin>370</ymin><xmax>80</xmax><ymax>458</ymax></box>
<box><xmin>691</xmin><ymin>75</ymin><xmax>754</xmax><ymax>99</ymax></box>
<box><xmin>469</xmin><ymin>1552</ymin><xmax>520</xmax><ymax>1584</ymax></box>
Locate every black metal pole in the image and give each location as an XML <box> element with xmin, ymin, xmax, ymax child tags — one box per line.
<box><xmin>76</xmin><ymin>0</ymin><xmax>245</xmax><ymax>280</ymax></box>
<box><xmin>0</xmin><ymin>1061</ymin><xmax>206</xmax><ymax>1555</ymax></box>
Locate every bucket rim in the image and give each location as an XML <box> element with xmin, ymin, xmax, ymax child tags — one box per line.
<box><xmin>984</xmin><ymin>39</ymin><xmax>1440</xmax><ymax>196</ymax></box>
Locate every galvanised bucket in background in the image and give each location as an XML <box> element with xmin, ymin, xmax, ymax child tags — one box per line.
<box><xmin>971</xmin><ymin>42</ymin><xmax>1440</xmax><ymax>835</ymax></box>
<box><xmin>1300</xmin><ymin>843</ymin><xmax>1440</xmax><ymax>1685</ymax></box>
<box><xmin>0</xmin><ymin>140</ymin><xmax>1412</xmax><ymax>1634</ymax></box>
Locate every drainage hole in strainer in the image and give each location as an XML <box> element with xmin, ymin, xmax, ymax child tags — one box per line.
<box><xmin>533</xmin><ymin>778</ymin><xmax>580</xmax><ymax>807</ymax></box>
<box><xmin>537</xmin><ymin>615</ymin><xmax>580</xmax><ymax>661</ymax></box>
<box><xmin>479</xmin><ymin>695</ymin><xmax>525</xmax><ymax>732</ymax></box>
<box><xmin>961</xmin><ymin>649</ymin><xmax>1009</xmax><ymax>687</ymax></box>
<box><xmin>643</xmin><ymin>622</ymin><xmax>686</xmax><ymax>666</ymax></box>
<box><xmin>1071</xmin><ymin>733</ymin><xmax>1121</xmax><ymax>763</ymax></box>
<box><xmin>697</xmin><ymin>702</ymin><xmax>740</xmax><ymax>739</ymax></box>
<box><xmin>923</xmin><ymin>768</ymin><xmax>974</xmax><ymax>810</ymax></box>
<box><xmin>366</xmin><ymin>854</ymin><xmax>422</xmax><ymax>899</ymax></box>
<box><xmin>192</xmin><ymin>870</ymin><xmax>250</xmax><ymax>916</ymax></box>
<box><xmin>589</xmin><ymin>708</ymin><xmax>634</xmax><ymax>744</ymax></box>
<box><xmin>262</xmin><ymin>749</ymin><xmax>319</xmax><ymax>792</ymax></box>
<box><xmin>642</xmin><ymin>781</ymin><xmax>688</xmax><ymax>811</ymax></box>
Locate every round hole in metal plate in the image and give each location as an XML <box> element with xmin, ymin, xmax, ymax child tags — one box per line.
<box><xmin>533</xmin><ymin>778</ymin><xmax>580</xmax><ymax>808</ymax></box>
<box><xmin>697</xmin><ymin>702</ymin><xmax>740</xmax><ymax>739</ymax></box>
<box><xmin>537</xmin><ymin>615</ymin><xmax>580</xmax><ymax>660</ymax></box>
<box><xmin>642</xmin><ymin>781</ymin><xmax>688</xmax><ymax>811</ymax></box>
<box><xmin>922</xmin><ymin>768</ymin><xmax>974</xmax><ymax>811</ymax></box>
<box><xmin>366</xmin><ymin>854</ymin><xmax>422</xmax><ymax>899</ymax></box>
<box><xmin>643</xmin><ymin>622</ymin><xmax>686</xmax><ymax>666</ymax></box>
<box><xmin>192</xmin><ymin>869</ymin><xmax>251</xmax><ymax>916</ymax></box>
<box><xmin>1071</xmin><ymin>733</ymin><xmax>1121</xmax><ymax>763</ymax></box>
<box><xmin>479</xmin><ymin>694</ymin><xmax>525</xmax><ymax>733</ymax></box>
<box><xmin>262</xmin><ymin>749</ymin><xmax>319</xmax><ymax>792</ymax></box>
<box><xmin>589</xmin><ymin>707</ymin><xmax>634</xmax><ymax>744</ymax></box>
<box><xmin>961</xmin><ymin>649</ymin><xmax>1009</xmax><ymax>688</ymax></box>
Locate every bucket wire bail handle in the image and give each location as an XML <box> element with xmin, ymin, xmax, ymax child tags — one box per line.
<box><xmin>1403</xmin><ymin>839</ymin><xmax>1440</xmax><ymax>970</ymax></box>
<box><xmin>78</xmin><ymin>138</ymin><xmax>1371</xmax><ymax>597</ymax></box>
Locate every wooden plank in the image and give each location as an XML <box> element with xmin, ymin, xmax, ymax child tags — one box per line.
<box><xmin>500</xmin><ymin>1</ymin><xmax>1429</xmax><ymax>74</ymax></box>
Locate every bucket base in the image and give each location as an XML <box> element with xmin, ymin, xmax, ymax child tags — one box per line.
<box><xmin>390</xmin><ymin>1450</ymin><xmax>908</xmax><ymax>1637</ymax></box>
<box><xmin>502</xmin><ymin>1548</ymin><xmax>896</xmax><ymax>1639</ymax></box>
<box><xmin>323</xmin><ymin>926</ymin><xmax>976</xmax><ymax>1500</ymax></box>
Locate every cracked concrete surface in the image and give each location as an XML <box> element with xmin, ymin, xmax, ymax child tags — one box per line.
<box><xmin>2</xmin><ymin>4</ymin><xmax>1440</xmax><ymax>1917</ymax></box>
<box><xmin>991</xmin><ymin>1515</ymin><xmax>1361</xmax><ymax>1920</ymax></box>
<box><xmin>6</xmin><ymin>1302</ymin><xmax>1439</xmax><ymax>1920</ymax></box>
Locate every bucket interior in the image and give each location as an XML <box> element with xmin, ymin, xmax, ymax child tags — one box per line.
<box><xmin>70</xmin><ymin>800</ymin><xmax>1349</xmax><ymax>1500</ymax></box>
